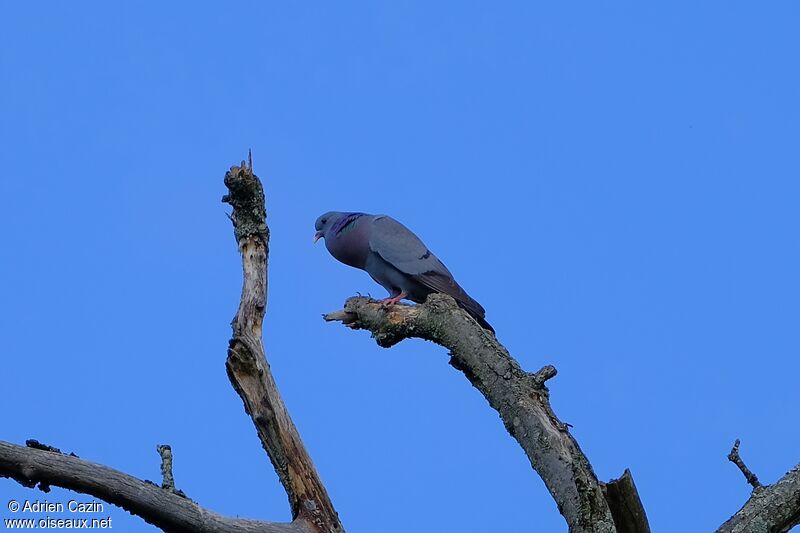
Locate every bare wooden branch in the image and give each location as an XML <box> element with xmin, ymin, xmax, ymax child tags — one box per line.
<box><xmin>223</xmin><ymin>161</ymin><xmax>343</xmax><ymax>533</ymax></box>
<box><xmin>324</xmin><ymin>295</ymin><xmax>644</xmax><ymax>533</ymax></box>
<box><xmin>0</xmin><ymin>159</ymin><xmax>342</xmax><ymax>533</ymax></box>
<box><xmin>0</xmin><ymin>440</ymin><xmax>309</xmax><ymax>533</ymax></box>
<box><xmin>602</xmin><ymin>469</ymin><xmax>650</xmax><ymax>533</ymax></box>
<box><xmin>716</xmin><ymin>463</ymin><xmax>800</xmax><ymax>533</ymax></box>
<box><xmin>727</xmin><ymin>439</ymin><xmax>762</xmax><ymax>489</ymax></box>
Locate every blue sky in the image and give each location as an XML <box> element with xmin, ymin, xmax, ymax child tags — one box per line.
<box><xmin>1</xmin><ymin>2</ymin><xmax>799</xmax><ymax>532</ymax></box>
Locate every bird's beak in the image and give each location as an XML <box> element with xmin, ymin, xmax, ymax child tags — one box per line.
<box><xmin>313</xmin><ymin>231</ymin><xmax>323</xmax><ymax>243</ymax></box>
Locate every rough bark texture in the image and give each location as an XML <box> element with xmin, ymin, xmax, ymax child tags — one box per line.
<box><xmin>324</xmin><ymin>296</ymin><xmax>625</xmax><ymax>533</ymax></box>
<box><xmin>223</xmin><ymin>160</ymin><xmax>343</xmax><ymax>533</ymax></box>
<box><xmin>157</xmin><ymin>444</ymin><xmax>176</xmax><ymax>492</ymax></box>
<box><xmin>716</xmin><ymin>463</ymin><xmax>800</xmax><ymax>533</ymax></box>
<box><xmin>0</xmin><ymin>441</ymin><xmax>308</xmax><ymax>533</ymax></box>
<box><xmin>602</xmin><ymin>469</ymin><xmax>650</xmax><ymax>533</ymax></box>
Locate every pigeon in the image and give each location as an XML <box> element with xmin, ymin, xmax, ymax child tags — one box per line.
<box><xmin>314</xmin><ymin>211</ymin><xmax>494</xmax><ymax>333</ymax></box>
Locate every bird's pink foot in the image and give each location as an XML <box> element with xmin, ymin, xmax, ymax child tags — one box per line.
<box><xmin>380</xmin><ymin>292</ymin><xmax>407</xmax><ymax>306</ymax></box>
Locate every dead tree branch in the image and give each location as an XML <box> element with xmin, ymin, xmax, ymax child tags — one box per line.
<box><xmin>223</xmin><ymin>160</ymin><xmax>343</xmax><ymax>533</ymax></box>
<box><xmin>0</xmin><ymin>158</ymin><xmax>341</xmax><ymax>533</ymax></box>
<box><xmin>324</xmin><ymin>295</ymin><xmax>647</xmax><ymax>533</ymax></box>
<box><xmin>0</xmin><ymin>440</ymin><xmax>308</xmax><ymax>533</ymax></box>
<box><xmin>716</xmin><ymin>462</ymin><xmax>800</xmax><ymax>533</ymax></box>
<box><xmin>601</xmin><ymin>469</ymin><xmax>650</xmax><ymax>533</ymax></box>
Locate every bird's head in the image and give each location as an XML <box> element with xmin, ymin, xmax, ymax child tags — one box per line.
<box><xmin>314</xmin><ymin>211</ymin><xmax>346</xmax><ymax>242</ymax></box>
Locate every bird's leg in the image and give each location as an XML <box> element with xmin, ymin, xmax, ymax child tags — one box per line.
<box><xmin>380</xmin><ymin>292</ymin><xmax>407</xmax><ymax>306</ymax></box>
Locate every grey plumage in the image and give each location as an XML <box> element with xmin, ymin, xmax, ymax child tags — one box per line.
<box><xmin>314</xmin><ymin>211</ymin><xmax>494</xmax><ymax>333</ymax></box>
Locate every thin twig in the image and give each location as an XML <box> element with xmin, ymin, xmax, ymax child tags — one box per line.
<box><xmin>728</xmin><ymin>439</ymin><xmax>762</xmax><ymax>489</ymax></box>
<box><xmin>157</xmin><ymin>444</ymin><xmax>175</xmax><ymax>491</ymax></box>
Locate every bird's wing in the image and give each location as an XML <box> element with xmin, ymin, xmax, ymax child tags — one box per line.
<box><xmin>367</xmin><ymin>215</ymin><xmax>451</xmax><ymax>276</ymax></box>
<box><xmin>368</xmin><ymin>216</ymin><xmax>487</xmax><ymax>319</ymax></box>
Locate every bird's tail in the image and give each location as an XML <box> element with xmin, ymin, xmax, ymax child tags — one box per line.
<box><xmin>455</xmin><ymin>298</ymin><xmax>495</xmax><ymax>334</ymax></box>
<box><xmin>416</xmin><ymin>271</ymin><xmax>495</xmax><ymax>334</ymax></box>
<box><xmin>473</xmin><ymin>312</ymin><xmax>495</xmax><ymax>334</ymax></box>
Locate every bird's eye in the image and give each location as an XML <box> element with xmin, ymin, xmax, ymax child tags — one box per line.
<box><xmin>321</xmin><ymin>218</ymin><xmax>327</xmax><ymax>224</ymax></box>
